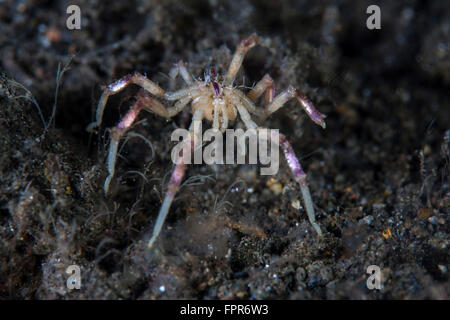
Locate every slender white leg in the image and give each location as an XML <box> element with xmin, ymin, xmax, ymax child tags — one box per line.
<box><xmin>104</xmin><ymin>95</ymin><xmax>147</xmax><ymax>194</ymax></box>
<box><xmin>220</xmin><ymin>103</ymin><xmax>228</xmax><ymax>132</ymax></box>
<box><xmin>224</xmin><ymin>34</ymin><xmax>258</xmax><ymax>86</ymax></box>
<box><xmin>277</xmin><ymin>133</ymin><xmax>323</xmax><ymax>236</ymax></box>
<box><xmin>164</xmin><ymin>84</ymin><xmax>202</xmax><ymax>101</ymax></box>
<box><xmin>247</xmin><ymin>73</ymin><xmax>275</xmax><ymax>105</ymax></box>
<box><xmin>87</xmin><ymin>73</ymin><xmax>165</xmax><ymax>132</ymax></box>
<box><xmin>147</xmin><ymin>109</ymin><xmax>204</xmax><ymax>249</ymax></box>
<box><xmin>239</xmin><ymin>112</ymin><xmax>323</xmax><ymax>236</ymax></box>
<box><xmin>103</xmin><ymin>92</ymin><xmax>178</xmax><ymax>194</ymax></box>
<box><xmin>167</xmin><ymin>96</ymin><xmax>192</xmax><ymax>117</ymax></box>
<box><xmin>232</xmin><ymin>94</ymin><xmax>258</xmax><ymax>129</ymax></box>
<box><xmin>169</xmin><ymin>61</ymin><xmax>194</xmax><ymax>85</ymax></box>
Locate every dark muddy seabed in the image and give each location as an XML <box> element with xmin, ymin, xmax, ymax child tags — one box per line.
<box><xmin>0</xmin><ymin>0</ymin><xmax>448</xmax><ymax>299</ymax></box>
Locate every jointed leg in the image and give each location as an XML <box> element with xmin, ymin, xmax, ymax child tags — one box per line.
<box><xmin>103</xmin><ymin>93</ymin><xmax>144</xmax><ymax>194</ymax></box>
<box><xmin>238</xmin><ymin>113</ymin><xmax>323</xmax><ymax>235</ymax></box>
<box><xmin>224</xmin><ymin>33</ymin><xmax>258</xmax><ymax>86</ymax></box>
<box><xmin>263</xmin><ymin>86</ymin><xmax>326</xmax><ymax>128</ymax></box>
<box><xmin>87</xmin><ymin>73</ymin><xmax>165</xmax><ymax>132</ymax></box>
<box><xmin>169</xmin><ymin>61</ymin><xmax>193</xmax><ymax>85</ymax></box>
<box><xmin>167</xmin><ymin>96</ymin><xmax>192</xmax><ymax>117</ymax></box>
<box><xmin>229</xmin><ymin>89</ymin><xmax>256</xmax><ymax>114</ymax></box>
<box><xmin>213</xmin><ymin>101</ymin><xmax>220</xmax><ymax>130</ymax></box>
<box><xmin>232</xmin><ymin>93</ymin><xmax>258</xmax><ymax>129</ymax></box>
<box><xmin>253</xmin><ymin>87</ymin><xmax>324</xmax><ymax>234</ymax></box>
<box><xmin>103</xmin><ymin>92</ymin><xmax>154</xmax><ymax>194</ymax></box>
<box><xmin>164</xmin><ymin>84</ymin><xmax>202</xmax><ymax>101</ymax></box>
<box><xmin>211</xmin><ymin>97</ymin><xmax>229</xmax><ymax>132</ymax></box>
<box><xmin>219</xmin><ymin>103</ymin><xmax>229</xmax><ymax>132</ymax></box>
<box><xmin>147</xmin><ymin>109</ymin><xmax>204</xmax><ymax>249</ymax></box>
<box><xmin>247</xmin><ymin>73</ymin><xmax>275</xmax><ymax>105</ymax></box>
<box><xmin>277</xmin><ymin>133</ymin><xmax>322</xmax><ymax>236</ymax></box>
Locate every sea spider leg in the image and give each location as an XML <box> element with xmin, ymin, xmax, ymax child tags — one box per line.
<box><xmin>151</xmin><ymin>82</ymin><xmax>202</xmax><ymax>117</ymax></box>
<box><xmin>103</xmin><ymin>92</ymin><xmax>194</xmax><ymax>194</ymax></box>
<box><xmin>263</xmin><ymin>86</ymin><xmax>327</xmax><ymax>128</ymax></box>
<box><xmin>164</xmin><ymin>84</ymin><xmax>202</xmax><ymax>101</ymax></box>
<box><xmin>87</xmin><ymin>73</ymin><xmax>200</xmax><ymax>194</ymax></box>
<box><xmin>276</xmin><ymin>133</ymin><xmax>323</xmax><ymax>236</ymax></box>
<box><xmin>219</xmin><ymin>103</ymin><xmax>228</xmax><ymax>132</ymax></box>
<box><xmin>229</xmin><ymin>89</ymin><xmax>256</xmax><ymax>114</ymax></box>
<box><xmin>213</xmin><ymin>100</ymin><xmax>220</xmax><ymax>130</ymax></box>
<box><xmin>87</xmin><ymin>72</ymin><xmax>165</xmax><ymax>132</ymax></box>
<box><xmin>234</xmin><ymin>102</ymin><xmax>323</xmax><ymax>235</ymax></box>
<box><xmin>167</xmin><ymin>96</ymin><xmax>192</xmax><ymax>118</ymax></box>
<box><xmin>234</xmin><ymin>100</ymin><xmax>258</xmax><ymax>130</ymax></box>
<box><xmin>169</xmin><ymin>61</ymin><xmax>194</xmax><ymax>85</ymax></box>
<box><xmin>104</xmin><ymin>91</ymin><xmax>166</xmax><ymax>194</ymax></box>
<box><xmin>247</xmin><ymin>73</ymin><xmax>275</xmax><ymax>106</ymax></box>
<box><xmin>228</xmin><ymin>90</ymin><xmax>257</xmax><ymax>130</ymax></box>
<box><xmin>224</xmin><ymin>33</ymin><xmax>258</xmax><ymax>86</ymax></box>
<box><xmin>147</xmin><ymin>108</ymin><xmax>204</xmax><ymax>249</ymax></box>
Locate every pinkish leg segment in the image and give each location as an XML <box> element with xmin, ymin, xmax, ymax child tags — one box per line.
<box><xmin>104</xmin><ymin>92</ymin><xmax>165</xmax><ymax>194</ymax></box>
<box><xmin>147</xmin><ymin>156</ymin><xmax>188</xmax><ymax>249</ymax></box>
<box><xmin>147</xmin><ymin>109</ymin><xmax>204</xmax><ymax>248</ymax></box>
<box><xmin>264</xmin><ymin>85</ymin><xmax>326</xmax><ymax>128</ymax></box>
<box><xmin>295</xmin><ymin>90</ymin><xmax>327</xmax><ymax>129</ymax></box>
<box><xmin>87</xmin><ymin>72</ymin><xmax>165</xmax><ymax>132</ymax></box>
<box><xmin>104</xmin><ymin>99</ymin><xmax>143</xmax><ymax>194</ymax></box>
<box><xmin>277</xmin><ymin>133</ymin><xmax>323</xmax><ymax>236</ymax></box>
<box><xmin>236</xmin><ymin>98</ymin><xmax>323</xmax><ymax>236</ymax></box>
<box><xmin>278</xmin><ymin>134</ymin><xmax>307</xmax><ymax>185</ymax></box>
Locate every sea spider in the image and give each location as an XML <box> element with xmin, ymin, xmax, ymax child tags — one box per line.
<box><xmin>87</xmin><ymin>34</ymin><xmax>326</xmax><ymax>248</ymax></box>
